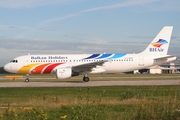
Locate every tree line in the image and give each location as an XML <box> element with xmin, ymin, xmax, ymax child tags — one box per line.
<box><xmin>0</xmin><ymin>67</ymin><xmax>9</xmax><ymax>74</ymax></box>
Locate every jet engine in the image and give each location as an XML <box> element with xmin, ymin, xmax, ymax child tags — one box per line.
<box><xmin>56</xmin><ymin>68</ymin><xmax>72</xmax><ymax>79</ymax></box>
<box><xmin>56</xmin><ymin>68</ymin><xmax>79</xmax><ymax>79</ymax></box>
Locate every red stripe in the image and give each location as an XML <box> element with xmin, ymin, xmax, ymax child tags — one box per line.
<box><xmin>31</xmin><ymin>63</ymin><xmax>50</xmax><ymax>74</ymax></box>
<box><xmin>43</xmin><ymin>63</ymin><xmax>63</xmax><ymax>74</ymax></box>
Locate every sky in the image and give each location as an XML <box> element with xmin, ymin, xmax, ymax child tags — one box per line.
<box><xmin>0</xmin><ymin>0</ymin><xmax>180</xmax><ymax>66</ymax></box>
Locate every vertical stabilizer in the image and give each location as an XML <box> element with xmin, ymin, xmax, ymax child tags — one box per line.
<box><xmin>140</xmin><ymin>26</ymin><xmax>173</xmax><ymax>56</ymax></box>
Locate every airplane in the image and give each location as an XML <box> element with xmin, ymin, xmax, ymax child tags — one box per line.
<box><xmin>4</xmin><ymin>26</ymin><xmax>177</xmax><ymax>82</ymax></box>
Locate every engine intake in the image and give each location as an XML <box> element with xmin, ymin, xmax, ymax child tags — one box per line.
<box><xmin>56</xmin><ymin>68</ymin><xmax>72</xmax><ymax>79</ymax></box>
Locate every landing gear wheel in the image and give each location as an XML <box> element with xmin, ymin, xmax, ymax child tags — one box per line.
<box><xmin>25</xmin><ymin>74</ymin><xmax>29</xmax><ymax>82</ymax></box>
<box><xmin>83</xmin><ymin>77</ymin><xmax>89</xmax><ymax>82</ymax></box>
<box><xmin>25</xmin><ymin>78</ymin><xmax>29</xmax><ymax>82</ymax></box>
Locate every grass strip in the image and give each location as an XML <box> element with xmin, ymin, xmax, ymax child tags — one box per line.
<box><xmin>0</xmin><ymin>86</ymin><xmax>179</xmax><ymax>120</ymax></box>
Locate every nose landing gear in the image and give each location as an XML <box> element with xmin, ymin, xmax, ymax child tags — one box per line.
<box><xmin>25</xmin><ymin>74</ymin><xmax>29</xmax><ymax>82</ymax></box>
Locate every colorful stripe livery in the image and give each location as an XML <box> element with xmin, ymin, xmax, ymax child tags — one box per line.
<box><xmin>83</xmin><ymin>54</ymin><xmax>126</xmax><ymax>59</ymax></box>
<box><xmin>31</xmin><ymin>63</ymin><xmax>50</xmax><ymax>74</ymax></box>
<box><xmin>43</xmin><ymin>63</ymin><xmax>63</xmax><ymax>74</ymax></box>
<box><xmin>18</xmin><ymin>63</ymin><xmax>38</xmax><ymax>74</ymax></box>
<box><xmin>151</xmin><ymin>39</ymin><xmax>168</xmax><ymax>48</ymax></box>
<box><xmin>18</xmin><ymin>63</ymin><xmax>64</xmax><ymax>74</ymax></box>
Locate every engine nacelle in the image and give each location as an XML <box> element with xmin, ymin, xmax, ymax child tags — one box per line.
<box><xmin>56</xmin><ymin>68</ymin><xmax>72</xmax><ymax>79</ymax></box>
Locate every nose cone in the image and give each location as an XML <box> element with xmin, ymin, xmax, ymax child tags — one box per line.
<box><xmin>4</xmin><ymin>63</ymin><xmax>16</xmax><ymax>73</ymax></box>
<box><xmin>4</xmin><ymin>63</ymin><xmax>10</xmax><ymax>72</ymax></box>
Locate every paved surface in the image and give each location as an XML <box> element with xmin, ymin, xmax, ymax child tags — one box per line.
<box><xmin>0</xmin><ymin>80</ymin><xmax>180</xmax><ymax>87</ymax></box>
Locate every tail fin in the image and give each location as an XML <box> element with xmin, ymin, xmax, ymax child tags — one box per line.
<box><xmin>140</xmin><ymin>26</ymin><xmax>173</xmax><ymax>56</ymax></box>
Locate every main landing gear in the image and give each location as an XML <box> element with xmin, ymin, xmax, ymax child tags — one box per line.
<box><xmin>83</xmin><ymin>76</ymin><xmax>89</xmax><ymax>82</ymax></box>
<box><xmin>25</xmin><ymin>74</ymin><xmax>29</xmax><ymax>82</ymax></box>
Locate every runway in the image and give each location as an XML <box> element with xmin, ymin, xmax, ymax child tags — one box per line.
<box><xmin>0</xmin><ymin>80</ymin><xmax>180</xmax><ymax>87</ymax></box>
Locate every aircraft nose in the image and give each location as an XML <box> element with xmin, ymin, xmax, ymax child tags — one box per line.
<box><xmin>4</xmin><ymin>63</ymin><xmax>11</xmax><ymax>72</ymax></box>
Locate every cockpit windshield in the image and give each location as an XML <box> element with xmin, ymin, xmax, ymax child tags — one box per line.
<box><xmin>10</xmin><ymin>60</ymin><xmax>18</xmax><ymax>63</ymax></box>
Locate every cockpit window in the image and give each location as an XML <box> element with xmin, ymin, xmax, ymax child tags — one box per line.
<box><xmin>10</xmin><ymin>60</ymin><xmax>18</xmax><ymax>63</ymax></box>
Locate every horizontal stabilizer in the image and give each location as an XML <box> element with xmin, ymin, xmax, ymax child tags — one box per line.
<box><xmin>154</xmin><ymin>55</ymin><xmax>177</xmax><ymax>60</ymax></box>
<box><xmin>154</xmin><ymin>55</ymin><xmax>177</xmax><ymax>63</ymax></box>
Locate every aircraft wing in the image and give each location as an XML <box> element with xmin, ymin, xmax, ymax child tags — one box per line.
<box><xmin>72</xmin><ymin>60</ymin><xmax>108</xmax><ymax>73</ymax></box>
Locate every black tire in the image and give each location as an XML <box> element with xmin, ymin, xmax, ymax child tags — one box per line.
<box><xmin>83</xmin><ymin>77</ymin><xmax>89</xmax><ymax>82</ymax></box>
<box><xmin>25</xmin><ymin>78</ymin><xmax>29</xmax><ymax>82</ymax></box>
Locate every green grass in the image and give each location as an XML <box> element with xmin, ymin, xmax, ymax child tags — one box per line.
<box><xmin>0</xmin><ymin>86</ymin><xmax>180</xmax><ymax>120</ymax></box>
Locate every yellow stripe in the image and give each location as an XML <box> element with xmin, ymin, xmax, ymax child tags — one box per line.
<box><xmin>17</xmin><ymin>64</ymin><xmax>39</xmax><ymax>74</ymax></box>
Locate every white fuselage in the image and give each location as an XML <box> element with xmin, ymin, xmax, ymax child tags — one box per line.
<box><xmin>4</xmin><ymin>53</ymin><xmax>164</xmax><ymax>75</ymax></box>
